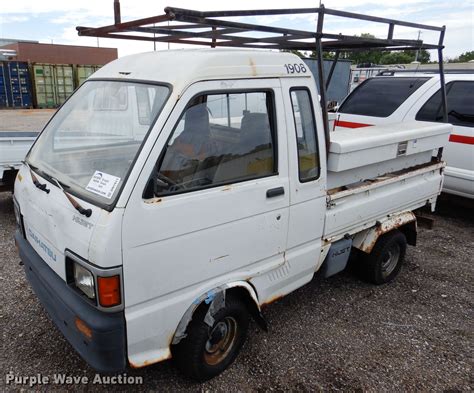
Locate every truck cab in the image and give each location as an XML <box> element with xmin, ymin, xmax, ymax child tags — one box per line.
<box><xmin>14</xmin><ymin>49</ymin><xmax>450</xmax><ymax>380</ymax></box>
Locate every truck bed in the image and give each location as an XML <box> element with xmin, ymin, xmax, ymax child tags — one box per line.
<box><xmin>0</xmin><ymin>130</ymin><xmax>39</xmax><ymax>182</ymax></box>
<box><xmin>323</xmin><ymin>161</ymin><xmax>444</xmax><ymax>241</ymax></box>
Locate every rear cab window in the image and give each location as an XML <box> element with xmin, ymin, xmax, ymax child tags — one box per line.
<box><xmin>339</xmin><ymin>77</ymin><xmax>429</xmax><ymax>117</ymax></box>
<box><xmin>290</xmin><ymin>89</ymin><xmax>320</xmax><ymax>182</ymax></box>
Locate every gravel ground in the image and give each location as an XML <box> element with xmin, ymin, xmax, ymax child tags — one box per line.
<box><xmin>0</xmin><ymin>109</ymin><xmax>55</xmax><ymax>132</ymax></box>
<box><xmin>0</xmin><ymin>191</ymin><xmax>472</xmax><ymax>392</ymax></box>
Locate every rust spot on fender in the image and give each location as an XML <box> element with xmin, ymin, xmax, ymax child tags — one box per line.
<box><xmin>129</xmin><ymin>334</ymin><xmax>174</xmax><ymax>368</ymax></box>
<box><xmin>129</xmin><ymin>353</ymin><xmax>171</xmax><ymax>368</ymax></box>
<box><xmin>260</xmin><ymin>293</ymin><xmax>285</xmax><ymax>309</ymax></box>
<box><xmin>221</xmin><ymin>185</ymin><xmax>232</xmax><ymax>191</ymax></box>
<box><xmin>360</xmin><ymin>213</ymin><xmax>416</xmax><ymax>253</ymax></box>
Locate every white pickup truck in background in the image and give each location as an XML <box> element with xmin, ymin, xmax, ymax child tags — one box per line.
<box><xmin>13</xmin><ymin>49</ymin><xmax>452</xmax><ymax>380</ymax></box>
<box><xmin>0</xmin><ymin>131</ymin><xmax>39</xmax><ymax>191</ymax></box>
<box><xmin>0</xmin><ymin>110</ymin><xmax>53</xmax><ymax>191</ymax></box>
<box><xmin>334</xmin><ymin>72</ymin><xmax>474</xmax><ymax>198</ymax></box>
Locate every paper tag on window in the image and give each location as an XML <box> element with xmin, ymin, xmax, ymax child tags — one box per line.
<box><xmin>86</xmin><ymin>171</ymin><xmax>121</xmax><ymax>199</ymax></box>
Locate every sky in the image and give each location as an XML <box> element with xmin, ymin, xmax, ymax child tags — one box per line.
<box><xmin>0</xmin><ymin>0</ymin><xmax>473</xmax><ymax>60</ymax></box>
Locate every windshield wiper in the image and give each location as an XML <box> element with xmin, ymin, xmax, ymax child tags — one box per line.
<box><xmin>24</xmin><ymin>161</ymin><xmax>91</xmax><ymax>217</ymax></box>
<box><xmin>26</xmin><ymin>163</ymin><xmax>50</xmax><ymax>194</ymax></box>
<box><xmin>50</xmin><ymin>177</ymin><xmax>92</xmax><ymax>218</ymax></box>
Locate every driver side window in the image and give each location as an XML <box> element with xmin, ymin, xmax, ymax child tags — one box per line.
<box><xmin>147</xmin><ymin>90</ymin><xmax>277</xmax><ymax>197</ymax></box>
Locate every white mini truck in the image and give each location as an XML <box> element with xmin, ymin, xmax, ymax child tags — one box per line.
<box><xmin>14</xmin><ymin>50</ymin><xmax>451</xmax><ymax>380</ymax></box>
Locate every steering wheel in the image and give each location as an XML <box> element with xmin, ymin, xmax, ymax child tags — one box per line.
<box><xmin>168</xmin><ymin>176</ymin><xmax>212</xmax><ymax>192</ymax></box>
<box><xmin>156</xmin><ymin>172</ymin><xmax>177</xmax><ymax>186</ymax></box>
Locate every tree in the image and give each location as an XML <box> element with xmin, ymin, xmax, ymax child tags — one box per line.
<box><xmin>287</xmin><ymin>34</ymin><xmax>432</xmax><ymax>65</ymax></box>
<box><xmin>328</xmin><ymin>34</ymin><xmax>430</xmax><ymax>65</ymax></box>
<box><xmin>415</xmin><ymin>49</ymin><xmax>430</xmax><ymax>63</ymax></box>
<box><xmin>458</xmin><ymin>51</ymin><xmax>474</xmax><ymax>62</ymax></box>
<box><xmin>308</xmin><ymin>50</ymin><xmax>339</xmax><ymax>60</ymax></box>
<box><xmin>280</xmin><ymin>49</ymin><xmax>305</xmax><ymax>58</ymax></box>
<box><xmin>379</xmin><ymin>51</ymin><xmax>413</xmax><ymax>64</ymax></box>
<box><xmin>379</xmin><ymin>49</ymin><xmax>430</xmax><ymax>65</ymax></box>
<box><xmin>345</xmin><ymin>33</ymin><xmax>384</xmax><ymax>65</ymax></box>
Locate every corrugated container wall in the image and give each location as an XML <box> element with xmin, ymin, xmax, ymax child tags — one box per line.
<box><xmin>0</xmin><ymin>63</ymin><xmax>7</xmax><ymax>107</ymax></box>
<box><xmin>32</xmin><ymin>64</ymin><xmax>56</xmax><ymax>108</ymax></box>
<box><xmin>76</xmin><ymin>65</ymin><xmax>102</xmax><ymax>87</ymax></box>
<box><xmin>0</xmin><ymin>61</ymin><xmax>33</xmax><ymax>108</ymax></box>
<box><xmin>54</xmin><ymin>64</ymin><xmax>74</xmax><ymax>105</ymax></box>
<box><xmin>32</xmin><ymin>63</ymin><xmax>74</xmax><ymax>108</ymax></box>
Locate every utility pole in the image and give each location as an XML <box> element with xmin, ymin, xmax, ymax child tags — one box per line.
<box><xmin>415</xmin><ymin>30</ymin><xmax>421</xmax><ymax>62</ymax></box>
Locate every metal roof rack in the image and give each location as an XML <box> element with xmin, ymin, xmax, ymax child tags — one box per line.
<box><xmin>378</xmin><ymin>69</ymin><xmax>474</xmax><ymax>76</ymax></box>
<box><xmin>77</xmin><ymin>1</ymin><xmax>449</xmax><ymax>157</ymax></box>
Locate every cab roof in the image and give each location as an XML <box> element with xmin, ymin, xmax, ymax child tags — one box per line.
<box><xmin>91</xmin><ymin>49</ymin><xmax>310</xmax><ymax>93</ymax></box>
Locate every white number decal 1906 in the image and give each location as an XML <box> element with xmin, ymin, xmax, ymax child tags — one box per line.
<box><xmin>284</xmin><ymin>63</ymin><xmax>307</xmax><ymax>74</ymax></box>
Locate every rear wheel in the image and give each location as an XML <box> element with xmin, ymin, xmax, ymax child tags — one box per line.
<box><xmin>172</xmin><ymin>295</ymin><xmax>249</xmax><ymax>381</ymax></box>
<box><xmin>361</xmin><ymin>230</ymin><xmax>407</xmax><ymax>285</ymax></box>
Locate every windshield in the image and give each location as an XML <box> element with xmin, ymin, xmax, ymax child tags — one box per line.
<box><xmin>27</xmin><ymin>80</ymin><xmax>170</xmax><ymax>209</ymax></box>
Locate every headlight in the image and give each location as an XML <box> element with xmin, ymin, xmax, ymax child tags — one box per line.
<box><xmin>74</xmin><ymin>263</ymin><xmax>96</xmax><ymax>299</ymax></box>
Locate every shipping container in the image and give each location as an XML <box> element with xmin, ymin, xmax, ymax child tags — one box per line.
<box><xmin>32</xmin><ymin>63</ymin><xmax>74</xmax><ymax>108</ymax></box>
<box><xmin>0</xmin><ymin>63</ymin><xmax>7</xmax><ymax>107</ymax></box>
<box><xmin>0</xmin><ymin>61</ymin><xmax>33</xmax><ymax>108</ymax></box>
<box><xmin>32</xmin><ymin>63</ymin><xmax>56</xmax><ymax>108</ymax></box>
<box><xmin>54</xmin><ymin>64</ymin><xmax>74</xmax><ymax>105</ymax></box>
<box><xmin>75</xmin><ymin>65</ymin><xmax>101</xmax><ymax>87</ymax></box>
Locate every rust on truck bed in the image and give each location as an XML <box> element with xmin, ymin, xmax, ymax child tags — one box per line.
<box><xmin>327</xmin><ymin>161</ymin><xmax>445</xmax><ymax>201</ymax></box>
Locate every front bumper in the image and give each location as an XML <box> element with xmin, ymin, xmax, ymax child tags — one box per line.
<box><xmin>16</xmin><ymin>231</ymin><xmax>127</xmax><ymax>373</ymax></box>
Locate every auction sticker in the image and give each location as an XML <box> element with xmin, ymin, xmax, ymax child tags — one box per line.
<box><xmin>86</xmin><ymin>171</ymin><xmax>121</xmax><ymax>199</ymax></box>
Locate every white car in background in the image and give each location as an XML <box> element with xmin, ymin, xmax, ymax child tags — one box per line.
<box><xmin>334</xmin><ymin>72</ymin><xmax>474</xmax><ymax>198</ymax></box>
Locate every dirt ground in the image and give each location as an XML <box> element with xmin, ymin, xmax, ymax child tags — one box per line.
<box><xmin>0</xmin><ymin>191</ymin><xmax>472</xmax><ymax>391</ymax></box>
<box><xmin>0</xmin><ymin>109</ymin><xmax>55</xmax><ymax>132</ymax></box>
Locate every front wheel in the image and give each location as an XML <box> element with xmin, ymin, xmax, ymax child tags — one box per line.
<box><xmin>360</xmin><ymin>230</ymin><xmax>407</xmax><ymax>285</ymax></box>
<box><xmin>172</xmin><ymin>295</ymin><xmax>249</xmax><ymax>381</ymax></box>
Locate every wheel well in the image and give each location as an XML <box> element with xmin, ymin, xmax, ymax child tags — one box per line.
<box><xmin>399</xmin><ymin>221</ymin><xmax>417</xmax><ymax>246</ymax></box>
<box><xmin>226</xmin><ymin>287</ymin><xmax>268</xmax><ymax>331</ymax></box>
<box><xmin>172</xmin><ymin>284</ymin><xmax>268</xmax><ymax>346</ymax></box>
<box><xmin>352</xmin><ymin>212</ymin><xmax>417</xmax><ymax>254</ymax></box>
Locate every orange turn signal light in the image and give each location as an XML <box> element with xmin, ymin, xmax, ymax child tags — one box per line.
<box><xmin>97</xmin><ymin>275</ymin><xmax>121</xmax><ymax>307</ymax></box>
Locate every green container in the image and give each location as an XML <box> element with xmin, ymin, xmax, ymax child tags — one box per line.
<box><xmin>33</xmin><ymin>64</ymin><xmax>56</xmax><ymax>108</ymax></box>
<box><xmin>32</xmin><ymin>63</ymin><xmax>75</xmax><ymax>108</ymax></box>
<box><xmin>75</xmin><ymin>65</ymin><xmax>101</xmax><ymax>87</ymax></box>
<box><xmin>55</xmin><ymin>64</ymin><xmax>74</xmax><ymax>105</ymax></box>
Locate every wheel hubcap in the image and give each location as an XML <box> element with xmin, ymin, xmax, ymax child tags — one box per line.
<box><xmin>381</xmin><ymin>243</ymin><xmax>400</xmax><ymax>278</ymax></box>
<box><xmin>204</xmin><ymin>317</ymin><xmax>238</xmax><ymax>366</ymax></box>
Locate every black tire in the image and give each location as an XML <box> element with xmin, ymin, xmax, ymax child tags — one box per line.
<box><xmin>172</xmin><ymin>295</ymin><xmax>249</xmax><ymax>381</ymax></box>
<box><xmin>360</xmin><ymin>230</ymin><xmax>407</xmax><ymax>285</ymax></box>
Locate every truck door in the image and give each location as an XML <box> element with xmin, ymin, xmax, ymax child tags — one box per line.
<box><xmin>279</xmin><ymin>77</ymin><xmax>328</xmax><ymax>290</ymax></box>
<box><xmin>121</xmin><ymin>78</ymin><xmax>290</xmax><ymax>365</ymax></box>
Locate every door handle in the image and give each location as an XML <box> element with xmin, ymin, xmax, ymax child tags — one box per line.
<box><xmin>266</xmin><ymin>187</ymin><xmax>285</xmax><ymax>198</ymax></box>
